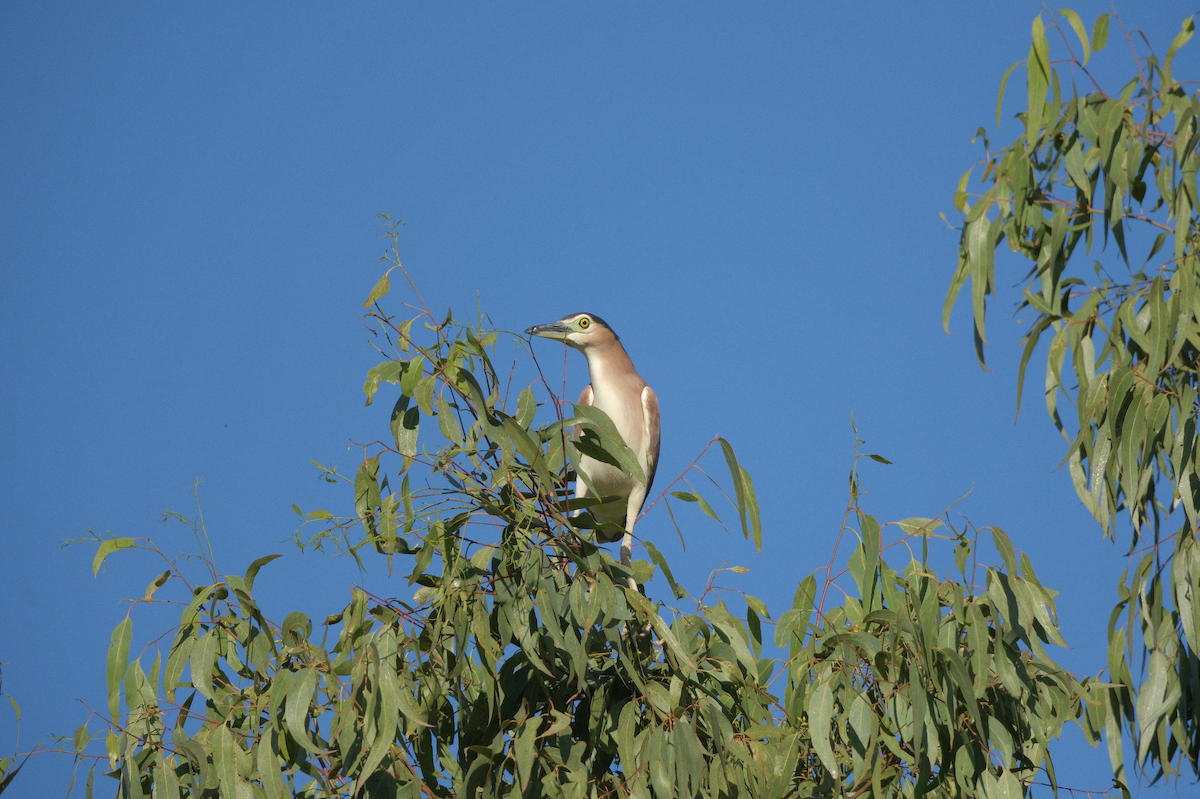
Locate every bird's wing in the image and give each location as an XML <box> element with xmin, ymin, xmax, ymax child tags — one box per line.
<box><xmin>640</xmin><ymin>386</ymin><xmax>660</xmax><ymax>494</ymax></box>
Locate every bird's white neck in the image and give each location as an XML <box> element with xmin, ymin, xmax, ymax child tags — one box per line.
<box><xmin>584</xmin><ymin>341</ymin><xmax>638</xmax><ymax>408</ymax></box>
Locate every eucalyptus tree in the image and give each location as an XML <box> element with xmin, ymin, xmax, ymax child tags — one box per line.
<box><xmin>41</xmin><ymin>219</ymin><xmax>1092</xmax><ymax>799</ymax></box>
<box><xmin>7</xmin><ymin>8</ymin><xmax>1193</xmax><ymax>799</ymax></box>
<box><xmin>946</xmin><ymin>8</ymin><xmax>1200</xmax><ymax>785</ymax></box>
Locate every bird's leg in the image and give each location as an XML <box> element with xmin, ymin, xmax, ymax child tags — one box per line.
<box><xmin>619</xmin><ymin>522</ymin><xmax>638</xmax><ymax>641</ymax></box>
<box><xmin>621</xmin><ymin>486</ymin><xmax>660</xmax><ymax>644</ymax></box>
<box><xmin>620</xmin><ymin>532</ymin><xmax>635</xmax><ymax>588</ymax></box>
<box><xmin>620</xmin><ymin>486</ymin><xmax>647</xmax><ymax>592</ymax></box>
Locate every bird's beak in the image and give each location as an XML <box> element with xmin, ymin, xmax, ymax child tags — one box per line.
<box><xmin>525</xmin><ymin>321</ymin><xmax>572</xmax><ymax>340</ymax></box>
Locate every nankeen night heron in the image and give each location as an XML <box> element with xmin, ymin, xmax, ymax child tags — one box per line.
<box><xmin>525</xmin><ymin>313</ymin><xmax>660</xmax><ymax>572</ymax></box>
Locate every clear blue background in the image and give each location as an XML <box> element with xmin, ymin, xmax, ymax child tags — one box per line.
<box><xmin>1</xmin><ymin>3</ymin><xmax>1192</xmax><ymax>795</ymax></box>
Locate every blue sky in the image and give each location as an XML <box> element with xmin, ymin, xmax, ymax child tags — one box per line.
<box><xmin>1</xmin><ymin>3</ymin><xmax>1193</xmax><ymax>795</ymax></box>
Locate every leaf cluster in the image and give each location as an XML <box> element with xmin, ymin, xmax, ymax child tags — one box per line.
<box><xmin>80</xmin><ymin>491</ymin><xmax>1097</xmax><ymax>799</ymax></box>
<box><xmin>945</xmin><ymin>9</ymin><xmax>1200</xmax><ymax>783</ymax></box>
<box><xmin>62</xmin><ymin>231</ymin><xmax>1105</xmax><ymax>798</ymax></box>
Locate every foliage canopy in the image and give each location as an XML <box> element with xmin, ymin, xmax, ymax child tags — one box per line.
<box><xmin>946</xmin><ymin>8</ymin><xmax>1200</xmax><ymax>785</ymax></box>
<box><xmin>25</xmin><ymin>226</ymin><xmax>1099</xmax><ymax>798</ymax></box>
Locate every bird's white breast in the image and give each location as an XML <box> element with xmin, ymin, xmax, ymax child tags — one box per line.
<box><xmin>578</xmin><ymin>353</ymin><xmax>650</xmax><ymax>523</ymax></box>
<box><xmin>586</xmin><ymin>356</ymin><xmax>646</xmax><ymax>456</ymax></box>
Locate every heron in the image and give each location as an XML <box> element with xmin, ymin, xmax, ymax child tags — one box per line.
<box><xmin>525</xmin><ymin>313</ymin><xmax>660</xmax><ymax>576</ymax></box>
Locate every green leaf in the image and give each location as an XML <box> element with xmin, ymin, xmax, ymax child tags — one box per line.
<box><xmin>364</xmin><ymin>361</ymin><xmax>403</xmax><ymax>405</ymax></box>
<box><xmin>355</xmin><ymin>455</ymin><xmax>382</xmax><ymax>536</ymax></box>
<box><xmin>171</xmin><ymin>736</ymin><xmax>206</xmax><ymax>797</ymax></box>
<box><xmin>1031</xmin><ymin>14</ymin><xmax>1051</xmax><ymax>81</ymax></box>
<box><xmin>143</xmin><ymin>570</ymin><xmax>171</xmax><ymax>601</ymax></box>
<box><xmin>435</xmin><ymin>395</ymin><xmax>463</xmax><ymax>445</ymax></box>
<box><xmin>991</xmin><ymin>527</ymin><xmax>1019</xmax><ymax>575</ymax></box>
<box><xmin>516</xmin><ymin>385</ymin><xmax>537</xmax><ymax>428</ymax></box>
<box><xmin>774</xmin><ymin>595</ymin><xmax>813</xmax><ymax>651</ymax></box>
<box><xmin>400</xmin><ymin>356</ymin><xmax>425</xmax><ymax>397</ymax></box>
<box><xmin>646</xmin><ymin>728</ymin><xmax>673</xmax><ymax>798</ymax></box>
<box><xmin>156</xmin><ymin>748</ymin><xmax>180</xmax><ymax>799</ymax></box>
<box><xmin>1026</xmin><ymin>41</ymin><xmax>1048</xmax><ymax>150</ymax></box>
<box><xmin>1164</xmin><ymin>16</ymin><xmax>1196</xmax><ymax>86</ymax></box>
<box><xmin>795</xmin><ymin>574</ymin><xmax>817</xmax><ymax>613</ymax></box>
<box><xmin>616</xmin><ymin>704</ymin><xmax>638</xmax><ymax>777</ymax></box>
<box><xmin>939</xmin><ymin>647</ymin><xmax>984</xmax><ymax>736</ymax></box>
<box><xmin>92</xmin><ymin>537</ymin><xmax>136</xmax><ymax>577</ymax></box>
<box><xmin>1144</xmin><ymin>232</ymin><xmax>1168</xmax><ymax>269</ymax></box>
<box><xmin>673</xmin><ymin>716</ymin><xmax>704</xmax><ymax>799</ymax></box>
<box><xmin>0</xmin><ymin>755</ymin><xmax>30</xmax><ymax>796</ymax></box>
<box><xmin>1018</xmin><ymin>317</ymin><xmax>1057</xmax><ymax>422</ymax></box>
<box><xmin>1092</xmin><ymin>13</ymin><xmax>1110</xmax><ymax>53</ymax></box>
<box><xmin>573</xmin><ymin>404</ymin><xmax>645</xmax><ymax>482</ymax></box>
<box><xmin>1174</xmin><ymin>534</ymin><xmax>1200</xmax><ymax>651</ymax></box>
<box><xmin>745</xmin><ymin>594</ymin><xmax>770</xmax><ymax>620</ymax></box>
<box><xmin>718</xmin><ymin>437</ymin><xmax>762</xmax><ymax>551</ymax></box>
<box><xmin>896</xmin><ymin>517</ymin><xmax>942</xmax><ymax>536</ymax></box>
<box><xmin>1058</xmin><ymin>9</ymin><xmax>1090</xmax><ymax>64</ymax></box>
<box><xmin>284</xmin><ymin>668</ymin><xmax>321</xmax><ymax>753</ymax></box>
<box><xmin>282</xmin><ymin>611</ymin><xmax>312</xmax><ymax>645</ymax></box>
<box><xmin>446</xmin><ymin>364</ymin><xmax>492</xmax><ymax>420</ymax></box>
<box><xmin>356</xmin><ymin>643</ymin><xmax>404</xmax><ymax>786</ymax></box>
<box><xmin>105</xmin><ymin>617</ymin><xmax>132</xmax><ymax>719</ymax></box>
<box><xmin>945</xmin><ymin>255</ymin><xmax>971</xmax><ymax>334</ymax></box>
<box><xmin>363</xmin><ymin>271</ymin><xmax>391</xmax><ymax>307</ymax></box>
<box><xmin>179</xmin><ymin>585</ymin><xmax>214</xmax><ymax>628</ymax></box>
<box><xmin>390</xmin><ymin>394</ymin><xmax>420</xmax><ymax>459</ymax></box>
<box><xmin>243</xmin><ymin>554</ymin><xmax>282</xmax><ymax>593</ymax></box>
<box><xmin>395</xmin><ymin>318</ymin><xmax>414</xmax><ymax>353</ymax></box>
<box><xmin>808</xmin><ymin>681</ymin><xmax>838</xmax><ymax>775</ymax></box>
<box><xmin>644</xmin><ymin>540</ymin><xmax>687</xmax><ymax>600</ymax></box>
<box><xmin>189</xmin><ymin>627</ymin><xmax>218</xmax><ymax>703</ymax></box>
<box><xmin>413</xmin><ymin>375</ymin><xmax>436</xmax><ymax>415</ymax></box>
<box><xmin>1136</xmin><ymin>651</ymin><xmax>1172</xmax><ymax>763</ymax></box>
<box><xmin>670</xmin><ymin>489</ymin><xmax>720</xmax><ymax>524</ymax></box>
<box><xmin>692</xmin><ymin>490</ymin><xmax>721</xmax><ymax>522</ymax></box>
<box><xmin>967</xmin><ymin>216</ymin><xmax>997</xmax><ymax>353</ymax></box>
<box><xmin>988</xmin><ymin>768</ymin><xmax>1024</xmax><ymax>799</ymax></box>
<box><xmin>996</xmin><ymin>60</ymin><xmax>1021</xmax><ymax>128</ymax></box>
<box><xmin>746</xmin><ymin>604</ymin><xmax>763</xmax><ymax>660</ymax></box>
<box><xmin>73</xmin><ymin>725</ymin><xmax>89</xmax><ymax>754</ymax></box>
<box><xmin>256</xmin><ymin>730</ymin><xmax>287</xmax><ymax>799</ymax></box>
<box><xmin>847</xmin><ymin>693</ymin><xmax>873</xmax><ymax>754</ymax></box>
<box><xmin>514</xmin><ymin>716</ymin><xmax>540</xmax><ymax>791</ymax></box>
<box><xmin>213</xmin><ymin>724</ymin><xmax>241</xmax><ymax>799</ymax></box>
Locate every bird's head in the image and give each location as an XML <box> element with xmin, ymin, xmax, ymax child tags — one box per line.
<box><xmin>525</xmin><ymin>312</ymin><xmax>619</xmax><ymax>351</ymax></box>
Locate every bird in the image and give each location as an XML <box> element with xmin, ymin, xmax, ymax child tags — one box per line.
<box><xmin>525</xmin><ymin>313</ymin><xmax>660</xmax><ymax>575</ymax></box>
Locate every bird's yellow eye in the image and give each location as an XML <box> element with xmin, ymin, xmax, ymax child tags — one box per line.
<box><xmin>578</xmin><ymin>317</ymin><xmax>590</xmax><ymax>329</ymax></box>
